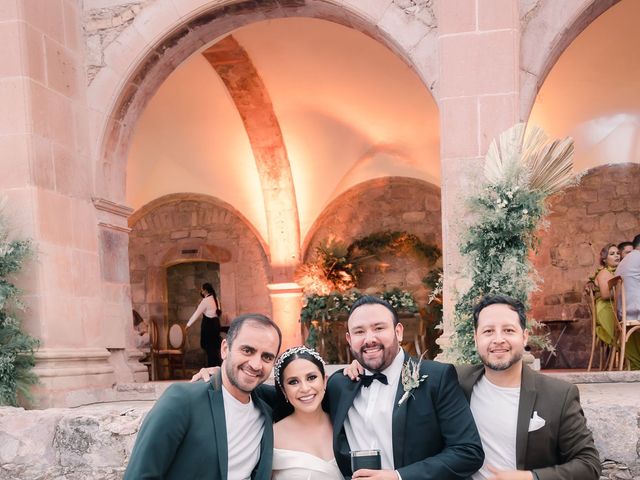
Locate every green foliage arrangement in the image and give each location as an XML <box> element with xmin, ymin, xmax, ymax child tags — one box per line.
<box><xmin>296</xmin><ymin>231</ymin><xmax>441</xmax><ymax>295</ymax></box>
<box><xmin>452</xmin><ymin>124</ymin><xmax>577</xmax><ymax>363</ymax></box>
<box><xmin>301</xmin><ymin>288</ymin><xmax>419</xmax><ymax>355</ymax></box>
<box><xmin>348</xmin><ymin>231</ymin><xmax>441</xmax><ymax>264</ymax></box>
<box><xmin>0</xmin><ymin>215</ymin><xmax>38</xmax><ymax>406</ymax></box>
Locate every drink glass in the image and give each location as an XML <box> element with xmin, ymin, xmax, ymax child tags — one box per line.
<box><xmin>350</xmin><ymin>449</ymin><xmax>381</xmax><ymax>472</ymax></box>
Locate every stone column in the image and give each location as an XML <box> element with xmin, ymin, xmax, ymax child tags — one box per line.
<box><xmin>267</xmin><ymin>283</ymin><xmax>303</xmax><ymax>351</ymax></box>
<box><xmin>0</xmin><ymin>1</ymin><xmax>138</xmax><ymax>406</ymax></box>
<box><xmin>436</xmin><ymin>0</ymin><xmax>520</xmax><ymax>359</ymax></box>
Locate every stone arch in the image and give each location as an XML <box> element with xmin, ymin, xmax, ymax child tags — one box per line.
<box><xmin>519</xmin><ymin>0</ymin><xmax>621</xmax><ymax>119</ymax></box>
<box><xmin>303</xmin><ymin>176</ymin><xmax>442</xmax><ymax>299</ymax></box>
<box><xmin>89</xmin><ymin>0</ymin><xmax>439</xmax><ymax>212</ymax></box>
<box><xmin>128</xmin><ymin>193</ymin><xmax>272</xmax><ymax>336</ymax></box>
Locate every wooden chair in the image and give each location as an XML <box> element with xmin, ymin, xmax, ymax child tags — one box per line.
<box><xmin>608</xmin><ymin>276</ymin><xmax>640</xmax><ymax>370</ymax></box>
<box><xmin>585</xmin><ymin>285</ymin><xmax>613</xmax><ymax>371</ymax></box>
<box><xmin>156</xmin><ymin>323</ymin><xmax>187</xmax><ymax>379</ymax></box>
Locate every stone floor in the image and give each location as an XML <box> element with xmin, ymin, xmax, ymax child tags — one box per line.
<box><xmin>0</xmin><ymin>371</ymin><xmax>638</xmax><ymax>479</ymax></box>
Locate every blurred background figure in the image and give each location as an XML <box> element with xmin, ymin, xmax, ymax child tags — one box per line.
<box><xmin>186</xmin><ymin>282</ymin><xmax>222</xmax><ymax>367</ymax></box>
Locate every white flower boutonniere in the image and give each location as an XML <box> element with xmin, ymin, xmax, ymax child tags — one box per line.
<box><xmin>398</xmin><ymin>356</ymin><xmax>428</xmax><ymax>406</ymax></box>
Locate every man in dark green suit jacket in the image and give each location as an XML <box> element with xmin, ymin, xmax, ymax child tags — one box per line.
<box><xmin>328</xmin><ymin>296</ymin><xmax>484</xmax><ymax>480</ymax></box>
<box><xmin>124</xmin><ymin>313</ymin><xmax>281</xmax><ymax>480</ymax></box>
<box><xmin>456</xmin><ymin>294</ymin><xmax>601</xmax><ymax>480</ymax></box>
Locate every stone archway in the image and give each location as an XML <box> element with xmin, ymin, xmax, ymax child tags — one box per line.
<box><xmin>128</xmin><ymin>193</ymin><xmax>272</xmax><ymax>334</ymax></box>
<box><xmin>88</xmin><ymin>0</ymin><xmax>440</xmax><ymax>350</ymax></box>
<box><xmin>302</xmin><ymin>177</ymin><xmax>442</xmax><ymax>297</ymax></box>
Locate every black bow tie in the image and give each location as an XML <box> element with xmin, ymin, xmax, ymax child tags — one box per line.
<box><xmin>361</xmin><ymin>372</ymin><xmax>388</xmax><ymax>387</ymax></box>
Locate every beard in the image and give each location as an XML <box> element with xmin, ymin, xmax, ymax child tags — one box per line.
<box><xmin>480</xmin><ymin>348</ymin><xmax>523</xmax><ymax>371</ymax></box>
<box><xmin>224</xmin><ymin>360</ymin><xmax>263</xmax><ymax>394</ymax></box>
<box><xmin>350</xmin><ymin>343</ymin><xmax>390</xmax><ymax>372</ymax></box>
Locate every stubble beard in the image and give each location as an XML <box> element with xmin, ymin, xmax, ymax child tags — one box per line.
<box><xmin>224</xmin><ymin>360</ymin><xmax>263</xmax><ymax>394</ymax></box>
<box><xmin>481</xmin><ymin>349</ymin><xmax>523</xmax><ymax>372</ymax></box>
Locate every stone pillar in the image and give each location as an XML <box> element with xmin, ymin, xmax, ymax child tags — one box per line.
<box><xmin>436</xmin><ymin>0</ymin><xmax>520</xmax><ymax>359</ymax></box>
<box><xmin>267</xmin><ymin>283</ymin><xmax>303</xmax><ymax>351</ymax></box>
<box><xmin>0</xmin><ymin>2</ymin><xmax>139</xmax><ymax>406</ymax></box>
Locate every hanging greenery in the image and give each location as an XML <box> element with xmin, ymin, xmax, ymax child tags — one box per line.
<box><xmin>295</xmin><ymin>230</ymin><xmax>441</xmax><ymax>295</ymax></box>
<box><xmin>348</xmin><ymin>231</ymin><xmax>441</xmax><ymax>264</ymax></box>
<box><xmin>0</xmin><ymin>213</ymin><xmax>39</xmax><ymax>406</ymax></box>
<box><xmin>452</xmin><ymin>123</ymin><xmax>577</xmax><ymax>363</ymax></box>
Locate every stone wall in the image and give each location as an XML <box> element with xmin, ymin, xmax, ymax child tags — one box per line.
<box><xmin>531</xmin><ymin>163</ymin><xmax>640</xmax><ymax>369</ymax></box>
<box><xmin>128</xmin><ymin>194</ymin><xmax>271</xmax><ymax>349</ymax></box>
<box><xmin>303</xmin><ymin>177</ymin><xmax>442</xmax><ymax>304</ymax></box>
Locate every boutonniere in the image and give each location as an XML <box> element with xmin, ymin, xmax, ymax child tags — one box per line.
<box><xmin>398</xmin><ymin>356</ymin><xmax>428</xmax><ymax>406</ymax></box>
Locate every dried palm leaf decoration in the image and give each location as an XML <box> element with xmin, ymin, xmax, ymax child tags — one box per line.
<box><xmin>483</xmin><ymin>123</ymin><xmax>576</xmax><ymax>194</ymax></box>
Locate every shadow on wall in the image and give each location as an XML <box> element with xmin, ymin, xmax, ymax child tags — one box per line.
<box><xmin>531</xmin><ymin>163</ymin><xmax>640</xmax><ymax>369</ymax></box>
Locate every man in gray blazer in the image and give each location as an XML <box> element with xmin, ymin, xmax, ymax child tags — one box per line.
<box><xmin>124</xmin><ymin>313</ymin><xmax>281</xmax><ymax>480</ymax></box>
<box><xmin>457</xmin><ymin>295</ymin><xmax>601</xmax><ymax>480</ymax></box>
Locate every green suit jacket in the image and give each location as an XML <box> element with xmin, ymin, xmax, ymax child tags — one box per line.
<box><xmin>124</xmin><ymin>372</ymin><xmax>274</xmax><ymax>480</ymax></box>
<box><xmin>328</xmin><ymin>351</ymin><xmax>484</xmax><ymax>480</ymax></box>
<box><xmin>456</xmin><ymin>364</ymin><xmax>601</xmax><ymax>480</ymax></box>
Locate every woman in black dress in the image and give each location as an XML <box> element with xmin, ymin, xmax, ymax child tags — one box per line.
<box><xmin>186</xmin><ymin>282</ymin><xmax>222</xmax><ymax>367</ymax></box>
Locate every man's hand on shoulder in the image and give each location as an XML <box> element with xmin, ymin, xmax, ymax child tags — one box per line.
<box><xmin>352</xmin><ymin>469</ymin><xmax>400</xmax><ymax>480</ymax></box>
<box><xmin>343</xmin><ymin>359</ymin><xmax>364</xmax><ymax>381</ymax></box>
<box><xmin>190</xmin><ymin>367</ymin><xmax>218</xmax><ymax>382</ymax></box>
<box><xmin>487</xmin><ymin>466</ymin><xmax>534</xmax><ymax>480</ymax></box>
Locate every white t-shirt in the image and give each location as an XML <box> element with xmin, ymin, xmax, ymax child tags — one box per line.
<box><xmin>470</xmin><ymin>375</ymin><xmax>520</xmax><ymax>480</ymax></box>
<box><xmin>345</xmin><ymin>349</ymin><xmax>404</xmax><ymax>470</ymax></box>
<box><xmin>222</xmin><ymin>385</ymin><xmax>265</xmax><ymax>480</ymax></box>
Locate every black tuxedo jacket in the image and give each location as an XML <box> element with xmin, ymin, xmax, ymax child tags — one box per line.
<box><xmin>327</xmin><ymin>352</ymin><xmax>484</xmax><ymax>480</ymax></box>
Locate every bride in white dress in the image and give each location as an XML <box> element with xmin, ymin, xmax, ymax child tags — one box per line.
<box><xmin>271</xmin><ymin>346</ymin><xmax>343</xmax><ymax>480</ymax></box>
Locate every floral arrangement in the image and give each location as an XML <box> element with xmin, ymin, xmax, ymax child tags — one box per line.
<box><xmin>398</xmin><ymin>355</ymin><xmax>428</xmax><ymax>405</ymax></box>
<box><xmin>452</xmin><ymin>124</ymin><xmax>577</xmax><ymax>363</ymax></box>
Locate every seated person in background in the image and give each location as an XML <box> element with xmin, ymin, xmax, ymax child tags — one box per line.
<box><xmin>615</xmin><ymin>233</ymin><xmax>640</xmax><ymax>369</ymax></box>
<box><xmin>132</xmin><ymin>310</ymin><xmax>151</xmax><ymax>350</ymax></box>
<box><xmin>589</xmin><ymin>243</ymin><xmax>620</xmax><ymax>351</ymax></box>
<box><xmin>618</xmin><ymin>241</ymin><xmax>634</xmax><ymax>260</ymax></box>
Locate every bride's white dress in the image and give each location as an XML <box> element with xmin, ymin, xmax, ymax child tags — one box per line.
<box><xmin>271</xmin><ymin>448</ymin><xmax>343</xmax><ymax>480</ymax></box>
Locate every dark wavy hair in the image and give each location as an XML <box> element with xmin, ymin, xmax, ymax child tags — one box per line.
<box><xmin>599</xmin><ymin>243</ymin><xmax>618</xmax><ymax>267</ymax></box>
<box><xmin>273</xmin><ymin>348</ymin><xmax>328</xmax><ymax>422</ymax></box>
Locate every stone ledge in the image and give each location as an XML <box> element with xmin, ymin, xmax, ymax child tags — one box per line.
<box><xmin>0</xmin><ymin>375</ymin><xmax>638</xmax><ymax>479</ymax></box>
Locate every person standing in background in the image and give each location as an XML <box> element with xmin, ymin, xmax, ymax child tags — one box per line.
<box><xmin>186</xmin><ymin>282</ymin><xmax>222</xmax><ymax>367</ymax></box>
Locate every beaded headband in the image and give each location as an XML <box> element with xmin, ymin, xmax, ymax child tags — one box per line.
<box><xmin>273</xmin><ymin>346</ymin><xmax>325</xmax><ymax>387</ymax></box>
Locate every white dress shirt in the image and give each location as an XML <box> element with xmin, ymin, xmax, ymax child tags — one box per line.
<box><xmin>345</xmin><ymin>348</ymin><xmax>405</xmax><ymax>470</ymax></box>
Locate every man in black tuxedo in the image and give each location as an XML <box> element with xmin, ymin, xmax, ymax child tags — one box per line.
<box><xmin>328</xmin><ymin>296</ymin><xmax>484</xmax><ymax>480</ymax></box>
